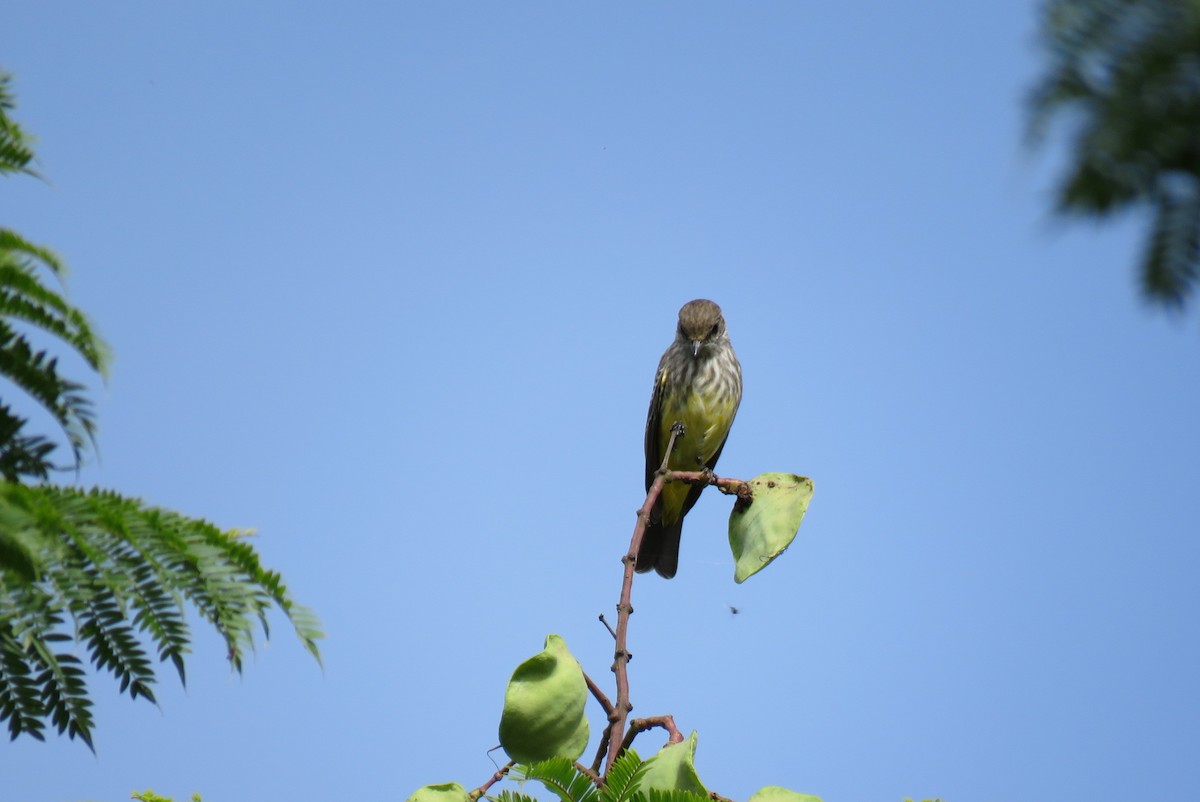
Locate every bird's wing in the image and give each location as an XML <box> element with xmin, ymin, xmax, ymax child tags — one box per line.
<box><xmin>644</xmin><ymin>362</ymin><xmax>668</xmax><ymax>492</ymax></box>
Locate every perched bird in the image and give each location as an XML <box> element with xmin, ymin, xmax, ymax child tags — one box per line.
<box><xmin>637</xmin><ymin>299</ymin><xmax>742</xmax><ymax>578</ymax></box>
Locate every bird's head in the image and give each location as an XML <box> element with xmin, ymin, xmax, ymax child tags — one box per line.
<box><xmin>676</xmin><ymin>299</ymin><xmax>727</xmax><ymax>357</ymax></box>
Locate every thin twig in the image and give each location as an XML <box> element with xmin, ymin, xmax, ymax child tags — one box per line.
<box><xmin>618</xmin><ymin>714</ymin><xmax>684</xmax><ymax>754</ymax></box>
<box><xmin>574</xmin><ymin>761</ymin><xmax>603</xmax><ymax>786</ymax></box>
<box><xmin>605</xmin><ymin>423</ymin><xmax>683</xmax><ymax>773</ymax></box>
<box><xmin>468</xmin><ymin>761</ymin><xmax>514</xmax><ymax>800</ymax></box>
<box><xmin>584</xmin><ymin>670</ymin><xmax>615</xmax><ymax>716</ymax></box>
<box><xmin>591</xmin><ymin>722</ymin><xmax>613</xmax><ymax>774</ymax></box>
<box><xmin>598</xmin><ymin>613</ymin><xmax>617</xmax><ymax>640</ymax></box>
<box><xmin>584</xmin><ymin>629</ymin><xmax>615</xmax><ymax>773</ymax></box>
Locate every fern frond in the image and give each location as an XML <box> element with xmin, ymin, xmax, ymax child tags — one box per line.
<box><xmin>599</xmin><ymin>751</ymin><xmax>647</xmax><ymax>802</ymax></box>
<box><xmin>510</xmin><ymin>758</ymin><xmax>598</xmax><ymax>802</ymax></box>
<box><xmin>0</xmin><ymin>229</ymin><xmax>65</xmax><ymax>280</ymax></box>
<box><xmin>1143</xmin><ymin>187</ymin><xmax>1200</xmax><ymax>308</ymax></box>
<box><xmin>75</xmin><ymin>580</ymin><xmax>157</xmax><ymax>703</ymax></box>
<box><xmin>24</xmin><ymin>617</ymin><xmax>95</xmax><ymax>750</ymax></box>
<box><xmin>1031</xmin><ymin>0</ymin><xmax>1200</xmax><ymax>309</ymax></box>
<box><xmin>0</xmin><ymin>72</ymin><xmax>319</xmax><ymax>752</ymax></box>
<box><xmin>0</xmin><ymin>484</ymin><xmax>322</xmax><ymax>748</ymax></box>
<box><xmin>0</xmin><ymin>618</ymin><xmax>45</xmax><ymax>740</ymax></box>
<box><xmin>0</xmin><ymin>403</ymin><xmax>57</xmax><ymax>481</ymax></box>
<box><xmin>0</xmin><ymin>227</ymin><xmax>110</xmax><ymax>471</ymax></box>
<box><xmin>127</xmin><ymin>557</ymin><xmax>190</xmax><ymax>685</ymax></box>
<box><xmin>0</xmin><ymin>232</ymin><xmax>109</xmax><ymax>373</ymax></box>
<box><xmin>0</xmin><ymin>73</ymin><xmax>37</xmax><ymax>179</ymax></box>
<box><xmin>0</xmin><ymin>320</ymin><xmax>98</xmax><ymax>467</ymax></box>
<box><xmin>645</xmin><ymin>790</ymin><xmax>712</xmax><ymax>802</ymax></box>
<box><xmin>490</xmin><ymin>791</ymin><xmax>542</xmax><ymax>802</ymax></box>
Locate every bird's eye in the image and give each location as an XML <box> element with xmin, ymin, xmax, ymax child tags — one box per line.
<box><xmin>709</xmin><ymin>323</ymin><xmax>719</xmax><ymax>337</ymax></box>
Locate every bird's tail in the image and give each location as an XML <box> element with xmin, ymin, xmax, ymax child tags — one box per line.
<box><xmin>636</xmin><ymin>519</ymin><xmax>682</xmax><ymax>579</ymax></box>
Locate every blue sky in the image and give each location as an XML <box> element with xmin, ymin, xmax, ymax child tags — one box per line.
<box><xmin>3</xmin><ymin>3</ymin><xmax>1199</xmax><ymax>801</ymax></box>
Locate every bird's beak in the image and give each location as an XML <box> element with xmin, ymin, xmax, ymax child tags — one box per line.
<box><xmin>691</xmin><ymin>340</ymin><xmax>702</xmax><ymax>357</ymax></box>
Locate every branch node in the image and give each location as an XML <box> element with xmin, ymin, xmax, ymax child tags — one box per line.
<box><xmin>467</xmin><ymin>760</ymin><xmax>513</xmax><ymax>800</ymax></box>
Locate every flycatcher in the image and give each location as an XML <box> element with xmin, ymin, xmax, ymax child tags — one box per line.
<box><xmin>637</xmin><ymin>299</ymin><xmax>742</xmax><ymax>578</ymax></box>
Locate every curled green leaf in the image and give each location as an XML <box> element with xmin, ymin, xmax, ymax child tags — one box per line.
<box><xmin>640</xmin><ymin>730</ymin><xmax>706</xmax><ymax>795</ymax></box>
<box><xmin>405</xmin><ymin>783</ymin><xmax>470</xmax><ymax>802</ymax></box>
<box><xmin>748</xmin><ymin>786</ymin><xmax>823</xmax><ymax>802</ymax></box>
<box><xmin>728</xmin><ymin>473</ymin><xmax>814</xmax><ymax>583</ymax></box>
<box><xmin>498</xmin><ymin>634</ymin><xmax>589</xmax><ymax>764</ymax></box>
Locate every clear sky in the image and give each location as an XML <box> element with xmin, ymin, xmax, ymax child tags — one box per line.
<box><xmin>3</xmin><ymin>4</ymin><xmax>1199</xmax><ymax>802</ymax></box>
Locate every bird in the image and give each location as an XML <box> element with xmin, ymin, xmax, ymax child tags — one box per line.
<box><xmin>637</xmin><ymin>299</ymin><xmax>742</xmax><ymax>578</ymax></box>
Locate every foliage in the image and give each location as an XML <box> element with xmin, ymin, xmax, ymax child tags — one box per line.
<box><xmin>489</xmin><ymin>755</ymin><xmax>707</xmax><ymax>802</ymax></box>
<box><xmin>1030</xmin><ymin>0</ymin><xmax>1200</xmax><ymax>311</ymax></box>
<box><xmin>0</xmin><ymin>484</ymin><xmax>323</xmax><ymax>749</ymax></box>
<box><xmin>489</xmin><ymin>791</ymin><xmax>541</xmax><ymax>802</ymax></box>
<box><xmin>509</xmin><ymin>757</ymin><xmax>601</xmax><ymax>802</ymax></box>
<box><xmin>0</xmin><ymin>74</ymin><xmax>107</xmax><ymax>480</ymax></box>
<box><xmin>596</xmin><ymin>751</ymin><xmax>651</xmax><ymax>802</ymax></box>
<box><xmin>132</xmin><ymin>792</ymin><xmax>202</xmax><ymax>802</ymax></box>
<box><xmin>0</xmin><ymin>74</ymin><xmax>36</xmax><ymax>180</ymax></box>
<box><xmin>0</xmin><ymin>69</ymin><xmax>322</xmax><ymax>751</ymax></box>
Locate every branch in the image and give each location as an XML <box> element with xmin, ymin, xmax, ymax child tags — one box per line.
<box><xmin>599</xmin><ymin>429</ymin><xmax>756</xmax><ymax>775</ymax></box>
<box><xmin>468</xmin><ymin>761</ymin><xmax>513</xmax><ymax>800</ymax></box>
<box><xmin>664</xmin><ymin>470</ymin><xmax>751</xmax><ymax>500</ymax></box>
<box><xmin>605</xmin><ymin>423</ymin><xmax>682</xmax><ymax>773</ymax></box>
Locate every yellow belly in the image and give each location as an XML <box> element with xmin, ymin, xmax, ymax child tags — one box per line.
<box><xmin>656</xmin><ymin>391</ymin><xmax>738</xmax><ymax>524</ymax></box>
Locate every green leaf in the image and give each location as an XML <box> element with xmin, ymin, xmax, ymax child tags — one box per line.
<box><xmin>498</xmin><ymin>634</ymin><xmax>589</xmax><ymax>765</ymax></box>
<box><xmin>728</xmin><ymin>473</ymin><xmax>814</xmax><ymax>583</ymax></box>
<box><xmin>406</xmin><ymin>783</ymin><xmax>469</xmax><ymax>802</ymax></box>
<box><xmin>748</xmin><ymin>786</ymin><xmax>823</xmax><ymax>802</ymax></box>
<box><xmin>639</xmin><ymin>731</ymin><xmax>706</xmax><ymax>795</ymax></box>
